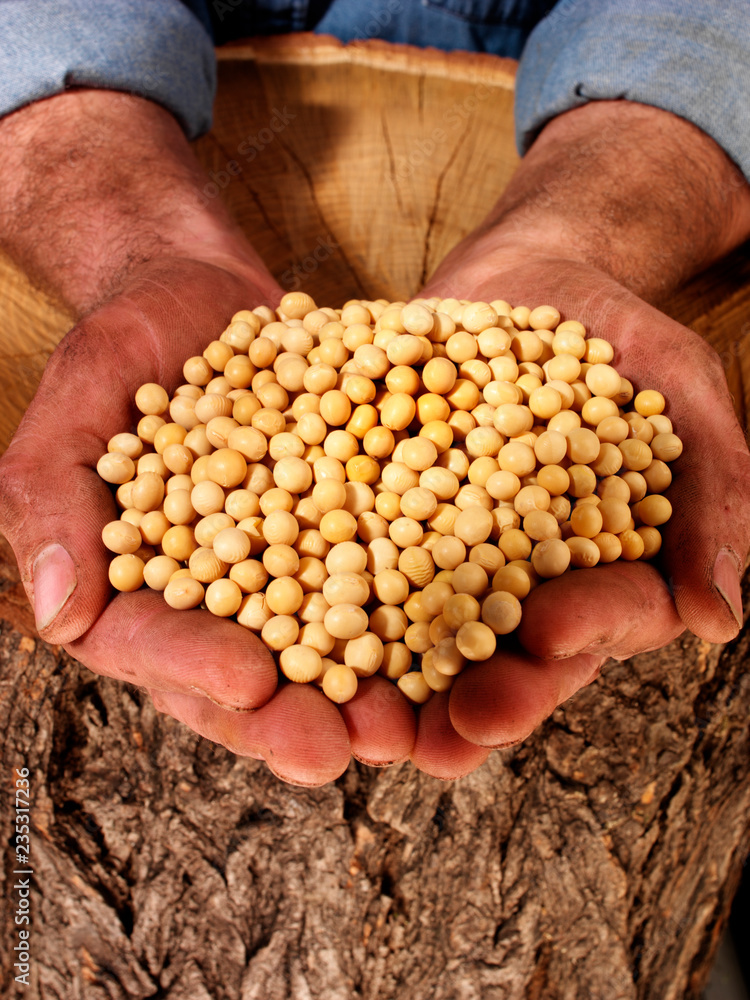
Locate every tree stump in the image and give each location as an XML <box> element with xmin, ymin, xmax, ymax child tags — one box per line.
<box><xmin>1</xmin><ymin>35</ymin><xmax>749</xmax><ymax>1000</ymax></box>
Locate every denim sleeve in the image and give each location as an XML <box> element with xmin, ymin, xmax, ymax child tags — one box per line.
<box><xmin>0</xmin><ymin>0</ymin><xmax>217</xmax><ymax>139</ymax></box>
<box><xmin>515</xmin><ymin>0</ymin><xmax>750</xmax><ymax>181</ymax></box>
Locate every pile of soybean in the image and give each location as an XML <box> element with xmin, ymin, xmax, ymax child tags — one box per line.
<box><xmin>97</xmin><ymin>293</ymin><xmax>681</xmax><ymax>705</ymax></box>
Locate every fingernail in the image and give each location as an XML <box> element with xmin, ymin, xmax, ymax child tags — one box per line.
<box><xmin>33</xmin><ymin>544</ymin><xmax>77</xmax><ymax>631</ymax></box>
<box><xmin>713</xmin><ymin>548</ymin><xmax>743</xmax><ymax>629</ymax></box>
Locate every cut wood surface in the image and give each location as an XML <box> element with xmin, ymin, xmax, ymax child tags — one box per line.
<box><xmin>1</xmin><ymin>33</ymin><xmax>749</xmax><ymax>1000</ymax></box>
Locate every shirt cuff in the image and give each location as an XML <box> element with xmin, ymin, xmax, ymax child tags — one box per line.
<box><xmin>0</xmin><ymin>0</ymin><xmax>217</xmax><ymax>139</ymax></box>
<box><xmin>515</xmin><ymin>0</ymin><xmax>750</xmax><ymax>182</ymax></box>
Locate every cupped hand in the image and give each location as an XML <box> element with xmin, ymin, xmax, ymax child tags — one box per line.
<box><xmin>413</xmin><ymin>251</ymin><xmax>749</xmax><ymax>758</ymax></box>
<box><xmin>0</xmin><ymin>256</ymin><xmax>419</xmax><ymax>784</ymax></box>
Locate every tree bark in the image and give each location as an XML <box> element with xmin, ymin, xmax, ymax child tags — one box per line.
<box><xmin>1</xmin><ymin>531</ymin><xmax>748</xmax><ymax>1000</ymax></box>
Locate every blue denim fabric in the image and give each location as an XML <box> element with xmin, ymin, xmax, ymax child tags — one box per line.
<box><xmin>313</xmin><ymin>0</ymin><xmax>541</xmax><ymax>57</ymax></box>
<box><xmin>1</xmin><ymin>0</ymin><xmax>749</xmax><ymax>181</ymax></box>
<box><xmin>0</xmin><ymin>0</ymin><xmax>216</xmax><ymax>137</ymax></box>
<box><xmin>514</xmin><ymin>0</ymin><xmax>750</xmax><ymax>179</ymax></box>
<box><xmin>180</xmin><ymin>0</ymin><xmax>548</xmax><ymax>50</ymax></box>
<box><xmin>180</xmin><ymin>0</ymin><xmax>321</xmax><ymax>44</ymax></box>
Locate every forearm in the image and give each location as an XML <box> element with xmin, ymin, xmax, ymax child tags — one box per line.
<box><xmin>0</xmin><ymin>90</ymin><xmax>276</xmax><ymax>316</ymax></box>
<box><xmin>431</xmin><ymin>101</ymin><xmax>750</xmax><ymax>303</ymax></box>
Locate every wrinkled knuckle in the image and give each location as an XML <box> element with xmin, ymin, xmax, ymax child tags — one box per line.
<box><xmin>699</xmin><ymin>340</ymin><xmax>735</xmax><ymax>392</ymax></box>
<box><xmin>707</xmin><ymin>362</ymin><xmax>730</xmax><ymax>397</ymax></box>
<box><xmin>148</xmin><ymin>688</ymin><xmax>171</xmax><ymax>715</ymax></box>
<box><xmin>0</xmin><ymin>452</ymin><xmax>36</xmax><ymax>538</ymax></box>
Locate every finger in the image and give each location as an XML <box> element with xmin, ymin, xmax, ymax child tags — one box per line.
<box><xmin>0</xmin><ymin>260</ymin><xmax>278</xmax><ymax>644</ymax></box>
<box><xmin>148</xmin><ymin>688</ymin><xmax>265</xmax><ymax>760</ymax></box>
<box><xmin>605</xmin><ymin>310</ymin><xmax>750</xmax><ymax>642</ymax></box>
<box><xmin>337</xmin><ymin>676</ymin><xmax>416</xmax><ymax>766</ymax></box>
<box><xmin>0</xmin><ymin>445</ymin><xmax>115</xmax><ymax>643</ymax></box>
<box><xmin>411</xmin><ymin>692</ymin><xmax>491</xmax><ymax>779</ymax></box>
<box><xmin>424</xmin><ymin>258</ymin><xmax>750</xmax><ymax>643</ymax></box>
<box><xmin>0</xmin><ymin>319</ymin><xmax>128</xmax><ymax>641</ymax></box>
<box><xmin>652</xmin><ymin>352</ymin><xmax>749</xmax><ymax>642</ymax></box>
<box><xmin>149</xmin><ymin>682</ymin><xmax>352</xmax><ymax>786</ymax></box>
<box><xmin>68</xmin><ymin>589</ymin><xmax>277</xmax><ymax>711</ymax></box>
<box><xmin>448</xmin><ymin>650</ymin><xmax>606</xmax><ymax>748</ymax></box>
<box><xmin>517</xmin><ymin>561</ymin><xmax>684</xmax><ymax>661</ymax></box>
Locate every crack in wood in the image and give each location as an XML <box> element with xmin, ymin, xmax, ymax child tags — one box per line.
<box><xmin>419</xmin><ymin>117</ymin><xmax>473</xmax><ymax>289</ymax></box>
<box><xmin>202</xmin><ymin>133</ymin><xmax>290</xmax><ymax>251</ymax></box>
<box><xmin>380</xmin><ymin>112</ymin><xmax>405</xmax><ymax>217</ymax></box>
<box><xmin>274</xmin><ymin>133</ymin><xmax>367</xmax><ymax>298</ymax></box>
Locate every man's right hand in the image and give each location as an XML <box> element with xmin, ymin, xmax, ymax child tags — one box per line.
<box><xmin>0</xmin><ymin>258</ymin><xmax>319</xmax><ymax>779</ymax></box>
<box><xmin>0</xmin><ymin>90</ymin><xmax>423</xmax><ymax>785</ymax></box>
<box><xmin>0</xmin><ymin>254</ymin><xmax>423</xmax><ymax>784</ymax></box>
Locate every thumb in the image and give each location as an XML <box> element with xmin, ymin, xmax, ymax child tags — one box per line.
<box><xmin>0</xmin><ymin>327</ymin><xmax>117</xmax><ymax>641</ymax></box>
<box><xmin>0</xmin><ymin>256</ymin><xmax>281</xmax><ymax>641</ymax></box>
<box><xmin>657</xmin><ymin>349</ymin><xmax>749</xmax><ymax>642</ymax></box>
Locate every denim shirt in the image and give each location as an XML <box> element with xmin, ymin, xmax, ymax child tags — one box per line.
<box><xmin>181</xmin><ymin>0</ymin><xmax>547</xmax><ymax>55</ymax></box>
<box><xmin>1</xmin><ymin>0</ymin><xmax>749</xmax><ymax>180</ymax></box>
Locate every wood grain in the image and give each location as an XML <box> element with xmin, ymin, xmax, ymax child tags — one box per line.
<box><xmin>197</xmin><ymin>34</ymin><xmax>518</xmax><ymax>303</ymax></box>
